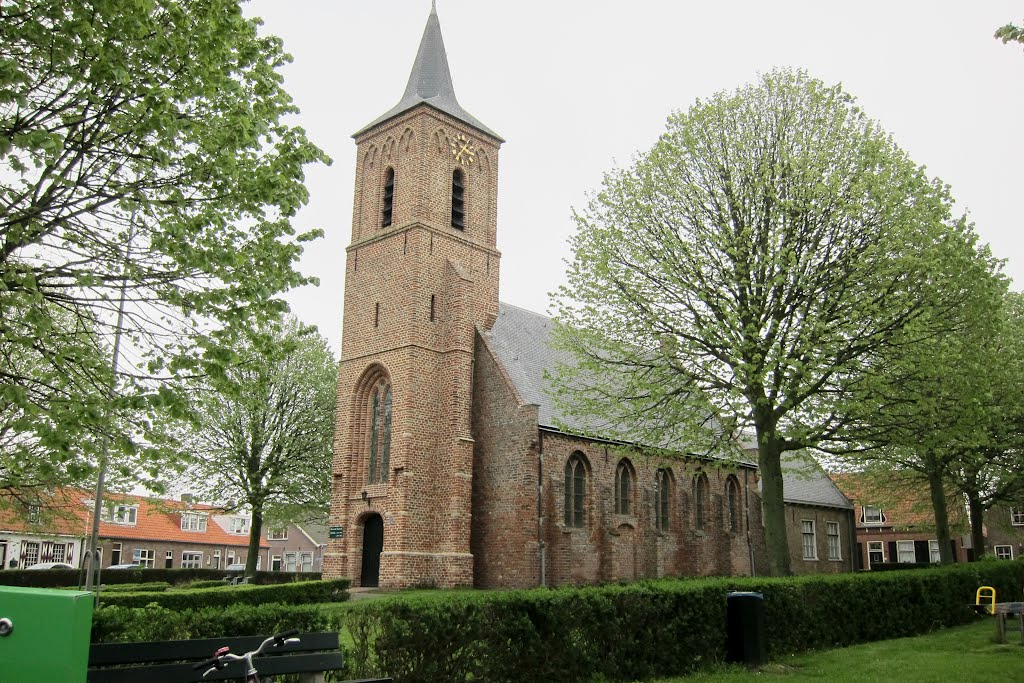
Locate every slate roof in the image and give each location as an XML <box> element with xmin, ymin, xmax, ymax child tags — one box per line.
<box><xmin>777</xmin><ymin>451</ymin><xmax>854</xmax><ymax>510</ymax></box>
<box><xmin>354</xmin><ymin>3</ymin><xmax>501</xmax><ymax>141</ymax></box>
<box><xmin>485</xmin><ymin>302</ymin><xmax>850</xmax><ymax>510</ymax></box>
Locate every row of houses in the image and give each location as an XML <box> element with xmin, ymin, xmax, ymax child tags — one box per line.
<box><xmin>0</xmin><ymin>489</ymin><xmax>327</xmax><ymax>573</ymax></box>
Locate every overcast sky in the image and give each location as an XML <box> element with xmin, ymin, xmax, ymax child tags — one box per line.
<box><xmin>244</xmin><ymin>1</ymin><xmax>1024</xmax><ymax>355</ymax></box>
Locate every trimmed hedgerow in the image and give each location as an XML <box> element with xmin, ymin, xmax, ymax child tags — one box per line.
<box><xmin>97</xmin><ymin>578</ymin><xmax>349</xmax><ymax>610</ymax></box>
<box><xmin>99</xmin><ymin>581</ymin><xmax>171</xmax><ymax>594</ymax></box>
<box><xmin>340</xmin><ymin>562</ymin><xmax>1024</xmax><ymax>683</ymax></box>
<box><xmin>0</xmin><ymin>568</ymin><xmax>322</xmax><ymax>588</ymax></box>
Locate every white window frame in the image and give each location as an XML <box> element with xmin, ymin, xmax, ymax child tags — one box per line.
<box><xmin>23</xmin><ymin>541</ymin><xmax>40</xmax><ymax>567</ymax></box>
<box><xmin>27</xmin><ymin>505</ymin><xmax>40</xmax><ymax>523</ymax></box>
<box><xmin>1011</xmin><ymin>508</ymin><xmax>1024</xmax><ymax>526</ymax></box>
<box><xmin>284</xmin><ymin>552</ymin><xmax>298</xmax><ymax>572</ymax></box>
<box><xmin>181</xmin><ymin>551</ymin><xmax>203</xmax><ymax>569</ymax></box>
<box><xmin>271</xmin><ymin>555</ymin><xmax>282</xmax><ymax>571</ymax></box>
<box><xmin>212</xmin><ymin>550</ymin><xmax>221</xmax><ymax>569</ymax></box>
<box><xmin>300</xmin><ymin>551</ymin><xmax>314</xmax><ymax>572</ymax></box>
<box><xmin>51</xmin><ymin>543</ymin><xmax>66</xmax><ymax>564</ymax></box>
<box><xmin>102</xmin><ymin>504</ymin><xmax>138</xmax><ymax>525</ymax></box>
<box><xmin>132</xmin><ymin>548</ymin><xmax>155</xmax><ymax>568</ymax></box>
<box><xmin>180</xmin><ymin>511</ymin><xmax>208</xmax><ymax>532</ymax></box>
<box><xmin>110</xmin><ymin>542</ymin><xmax>122</xmax><ymax>565</ymax></box>
<box><xmin>995</xmin><ymin>545</ymin><xmax>1014</xmax><ymax>560</ymax></box>
<box><xmin>862</xmin><ymin>506</ymin><xmax>884</xmax><ymax>526</ymax></box>
<box><xmin>826</xmin><ymin>521</ymin><xmax>841</xmax><ymax>560</ymax></box>
<box><xmin>227</xmin><ymin>551</ymin><xmax>236</xmax><ymax>565</ymax></box>
<box><xmin>896</xmin><ymin>540</ymin><xmax>916</xmax><ymax>563</ymax></box>
<box><xmin>867</xmin><ymin>540</ymin><xmax>885</xmax><ymax>567</ymax></box>
<box><xmin>229</xmin><ymin>517</ymin><xmax>249</xmax><ymax>535</ymax></box>
<box><xmin>928</xmin><ymin>540</ymin><xmax>940</xmax><ymax>563</ymax></box>
<box><xmin>801</xmin><ymin>520</ymin><xmax>817</xmax><ymax>560</ymax></box>
<box><xmin>268</xmin><ymin>528</ymin><xmax>288</xmax><ymax>541</ymax></box>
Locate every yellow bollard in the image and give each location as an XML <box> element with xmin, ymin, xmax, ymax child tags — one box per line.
<box><xmin>977</xmin><ymin>586</ymin><xmax>997</xmax><ymax>615</ymax></box>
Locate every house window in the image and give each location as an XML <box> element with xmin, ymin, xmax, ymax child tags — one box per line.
<box><xmin>271</xmin><ymin>555</ymin><xmax>282</xmax><ymax>571</ymax></box>
<box><xmin>726</xmin><ymin>477</ymin><xmax>740</xmax><ymax>532</ymax></box>
<box><xmin>268</xmin><ymin>528</ymin><xmax>288</xmax><ymax>541</ymax></box>
<box><xmin>929</xmin><ymin>540</ymin><xmax>940</xmax><ymax>563</ymax></box>
<box><xmin>801</xmin><ymin>520</ymin><xmax>817</xmax><ymax>559</ymax></box>
<box><xmin>694</xmin><ymin>474</ymin><xmax>708</xmax><ymax>530</ymax></box>
<box><xmin>867</xmin><ymin>540</ymin><xmax>884</xmax><ymax>567</ymax></box>
<box><xmin>51</xmin><ymin>544</ymin><xmax>66</xmax><ymax>564</ymax></box>
<box><xmin>862</xmin><ymin>506</ymin><xmax>884</xmax><ymax>526</ymax></box>
<box><xmin>896</xmin><ymin>540</ymin><xmax>916</xmax><ymax>563</ymax></box>
<box><xmin>300</xmin><ymin>551</ymin><xmax>314</xmax><ymax>572</ymax></box>
<box><xmin>109</xmin><ymin>542</ymin><xmax>122</xmax><ymax>566</ymax></box>
<box><xmin>102</xmin><ymin>504</ymin><xmax>138</xmax><ymax>525</ymax></box>
<box><xmin>367</xmin><ymin>380</ymin><xmax>393</xmax><ymax>484</ymax></box>
<box><xmin>654</xmin><ymin>468</ymin><xmax>671</xmax><ymax>531</ymax></box>
<box><xmin>181</xmin><ymin>551</ymin><xmax>202</xmax><ymax>569</ymax></box>
<box><xmin>227</xmin><ymin>551</ymin><xmax>236</xmax><ymax>565</ymax></box>
<box><xmin>228</xmin><ymin>517</ymin><xmax>249</xmax><ymax>535</ymax></box>
<box><xmin>132</xmin><ymin>548</ymin><xmax>155</xmax><ymax>568</ymax></box>
<box><xmin>826</xmin><ymin>521</ymin><xmax>841</xmax><ymax>560</ymax></box>
<box><xmin>164</xmin><ymin>550</ymin><xmax>173</xmax><ymax>568</ymax></box>
<box><xmin>451</xmin><ymin>169</ymin><xmax>465</xmax><ymax>229</ymax></box>
<box><xmin>23</xmin><ymin>541</ymin><xmax>40</xmax><ymax>567</ymax></box>
<box><xmin>181</xmin><ymin>512</ymin><xmax>208</xmax><ymax>532</ymax></box>
<box><xmin>27</xmin><ymin>505</ymin><xmax>40</xmax><ymax>523</ymax></box>
<box><xmin>1011</xmin><ymin>508</ymin><xmax>1024</xmax><ymax>526</ymax></box>
<box><xmin>381</xmin><ymin>167</ymin><xmax>394</xmax><ymax>227</ymax></box>
<box><xmin>213</xmin><ymin>550</ymin><xmax>221</xmax><ymax>569</ymax></box>
<box><xmin>995</xmin><ymin>545</ymin><xmax>1014</xmax><ymax>560</ymax></box>
<box><xmin>284</xmin><ymin>552</ymin><xmax>298</xmax><ymax>572</ymax></box>
<box><xmin>564</xmin><ymin>453</ymin><xmax>587</xmax><ymax>528</ymax></box>
<box><xmin>614</xmin><ymin>460</ymin><xmax>632</xmax><ymax>515</ymax></box>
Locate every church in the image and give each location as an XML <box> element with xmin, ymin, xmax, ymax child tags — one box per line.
<box><xmin>323</xmin><ymin>5</ymin><xmax>854</xmax><ymax>589</ymax></box>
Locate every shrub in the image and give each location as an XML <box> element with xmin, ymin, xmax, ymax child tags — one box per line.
<box><xmin>100</xmin><ymin>581</ymin><xmax>171</xmax><ymax>594</ymax></box>
<box><xmin>97</xmin><ymin>578</ymin><xmax>350</xmax><ymax>610</ymax></box>
<box><xmin>0</xmin><ymin>568</ymin><xmax>323</xmax><ymax>588</ymax></box>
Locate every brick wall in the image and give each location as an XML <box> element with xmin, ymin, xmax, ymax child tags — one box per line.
<box><xmin>784</xmin><ymin>504</ymin><xmax>855</xmax><ymax>574</ymax></box>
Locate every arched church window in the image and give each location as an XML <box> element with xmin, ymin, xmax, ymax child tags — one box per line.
<box><xmin>451</xmin><ymin>169</ymin><xmax>465</xmax><ymax>229</ymax></box>
<box><xmin>564</xmin><ymin>453</ymin><xmax>587</xmax><ymax>528</ymax></box>
<box><xmin>367</xmin><ymin>380</ymin><xmax>392</xmax><ymax>483</ymax></box>
<box><xmin>382</xmin><ymin>167</ymin><xmax>394</xmax><ymax>227</ymax></box>
<box><xmin>726</xmin><ymin>476</ymin><xmax>741</xmax><ymax>532</ymax></box>
<box><xmin>654</xmin><ymin>468</ymin><xmax>671</xmax><ymax>531</ymax></box>
<box><xmin>694</xmin><ymin>472</ymin><xmax>709</xmax><ymax>530</ymax></box>
<box><xmin>614</xmin><ymin>459</ymin><xmax>632</xmax><ymax>514</ymax></box>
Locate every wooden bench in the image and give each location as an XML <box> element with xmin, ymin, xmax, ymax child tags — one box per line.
<box><xmin>87</xmin><ymin>631</ymin><xmax>391</xmax><ymax>683</ymax></box>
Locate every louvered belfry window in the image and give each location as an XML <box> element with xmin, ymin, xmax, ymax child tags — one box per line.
<box><xmin>382</xmin><ymin>167</ymin><xmax>394</xmax><ymax>227</ymax></box>
<box><xmin>451</xmin><ymin>169</ymin><xmax>464</xmax><ymax>229</ymax></box>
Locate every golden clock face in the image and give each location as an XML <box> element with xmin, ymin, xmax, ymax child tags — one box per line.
<box><xmin>449</xmin><ymin>133</ymin><xmax>476</xmax><ymax>165</ymax></box>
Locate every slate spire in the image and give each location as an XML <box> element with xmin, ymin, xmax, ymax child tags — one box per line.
<box><xmin>355</xmin><ymin>3</ymin><xmax>501</xmax><ymax>140</ymax></box>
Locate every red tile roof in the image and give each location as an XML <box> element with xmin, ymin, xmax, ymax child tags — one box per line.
<box><xmin>0</xmin><ymin>488</ymin><xmax>268</xmax><ymax>548</ymax></box>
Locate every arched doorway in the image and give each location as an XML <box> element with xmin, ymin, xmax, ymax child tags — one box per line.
<box><xmin>360</xmin><ymin>514</ymin><xmax>384</xmax><ymax>587</ymax></box>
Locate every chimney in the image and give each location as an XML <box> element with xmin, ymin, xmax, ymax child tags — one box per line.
<box><xmin>180</xmin><ymin>493</ymin><xmax>194</xmax><ymax>503</ymax></box>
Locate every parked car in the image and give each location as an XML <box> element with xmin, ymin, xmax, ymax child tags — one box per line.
<box><xmin>106</xmin><ymin>563</ymin><xmax>143</xmax><ymax>570</ymax></box>
<box><xmin>26</xmin><ymin>562</ymin><xmax>74</xmax><ymax>570</ymax></box>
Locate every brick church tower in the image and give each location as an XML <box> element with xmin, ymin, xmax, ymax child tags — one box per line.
<box><xmin>324</xmin><ymin>4</ymin><xmax>502</xmax><ymax>588</ymax></box>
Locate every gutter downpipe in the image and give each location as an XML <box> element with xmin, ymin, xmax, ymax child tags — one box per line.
<box><xmin>538</xmin><ymin>429</ymin><xmax>546</xmax><ymax>587</ymax></box>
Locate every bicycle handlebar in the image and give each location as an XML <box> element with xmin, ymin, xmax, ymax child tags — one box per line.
<box><xmin>194</xmin><ymin>631</ymin><xmax>302</xmax><ymax>675</ymax></box>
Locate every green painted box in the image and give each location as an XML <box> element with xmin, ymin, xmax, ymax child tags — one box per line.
<box><xmin>0</xmin><ymin>585</ymin><xmax>93</xmax><ymax>682</ymax></box>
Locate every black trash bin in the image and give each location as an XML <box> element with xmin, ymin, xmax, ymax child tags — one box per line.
<box><xmin>726</xmin><ymin>591</ymin><xmax>765</xmax><ymax>666</ymax></box>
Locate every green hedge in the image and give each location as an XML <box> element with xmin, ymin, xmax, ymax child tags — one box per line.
<box><xmin>100</xmin><ymin>581</ymin><xmax>171</xmax><ymax>594</ymax></box>
<box><xmin>0</xmin><ymin>568</ymin><xmax>322</xmax><ymax>588</ymax></box>
<box><xmin>97</xmin><ymin>578</ymin><xmax>350</xmax><ymax>610</ymax></box>
<box><xmin>90</xmin><ymin>562</ymin><xmax>1024</xmax><ymax>682</ymax></box>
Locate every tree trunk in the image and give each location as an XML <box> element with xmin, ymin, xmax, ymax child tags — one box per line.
<box><xmin>756</xmin><ymin>432</ymin><xmax>791</xmax><ymax>576</ymax></box>
<box><xmin>246</xmin><ymin>505</ymin><xmax>264</xmax><ymax>575</ymax></box>
<box><xmin>926</xmin><ymin>466</ymin><xmax>953</xmax><ymax>564</ymax></box>
<box><xmin>967</xmin><ymin>492</ymin><xmax>986</xmax><ymax>560</ymax></box>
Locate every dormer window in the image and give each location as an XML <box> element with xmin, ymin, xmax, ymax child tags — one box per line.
<box><xmin>451</xmin><ymin>169</ymin><xmax>464</xmax><ymax>229</ymax></box>
<box><xmin>101</xmin><ymin>504</ymin><xmax>138</xmax><ymax>526</ymax></box>
<box><xmin>228</xmin><ymin>517</ymin><xmax>250</xmax><ymax>535</ymax></box>
<box><xmin>861</xmin><ymin>506</ymin><xmax>885</xmax><ymax>526</ymax></box>
<box><xmin>27</xmin><ymin>505</ymin><xmax>40</xmax><ymax>523</ymax></box>
<box><xmin>382</xmin><ymin>167</ymin><xmax>394</xmax><ymax>227</ymax></box>
<box><xmin>181</xmin><ymin>511</ymin><xmax>208</xmax><ymax>532</ymax></box>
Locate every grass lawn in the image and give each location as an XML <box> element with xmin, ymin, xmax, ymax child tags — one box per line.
<box><xmin>649</xmin><ymin>618</ymin><xmax>1020</xmax><ymax>682</ymax></box>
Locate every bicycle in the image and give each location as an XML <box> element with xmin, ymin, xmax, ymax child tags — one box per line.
<box><xmin>194</xmin><ymin>628</ymin><xmax>300</xmax><ymax>682</ymax></box>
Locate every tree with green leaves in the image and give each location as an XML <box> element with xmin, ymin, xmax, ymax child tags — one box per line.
<box><xmin>176</xmin><ymin>316</ymin><xmax>336</xmax><ymax>575</ymax></box>
<box><xmin>0</xmin><ymin>0</ymin><xmax>328</xmax><ymax>492</ymax></box>
<box><xmin>552</xmin><ymin>68</ymin><xmax>990</xmax><ymax>576</ymax></box>
<box><xmin>995</xmin><ymin>20</ymin><xmax>1023</xmax><ymax>48</ymax></box>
